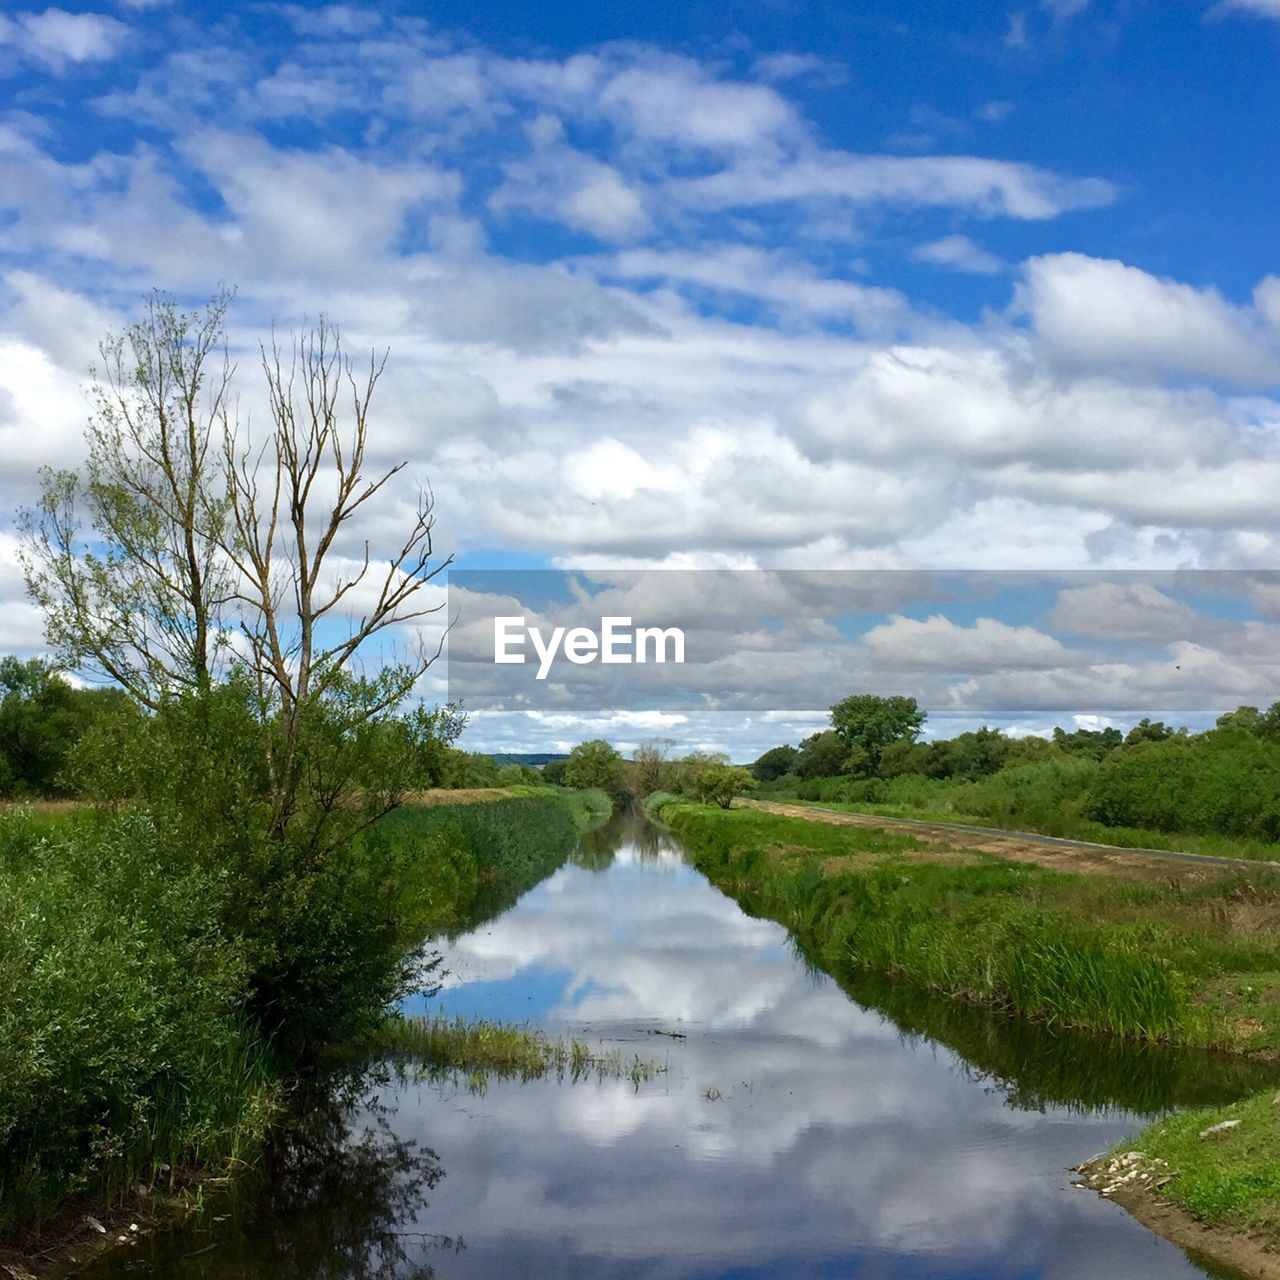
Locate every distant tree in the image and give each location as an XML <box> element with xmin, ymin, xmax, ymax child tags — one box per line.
<box><xmin>690</xmin><ymin>763</ymin><xmax>757</xmax><ymax>809</ymax></box>
<box><xmin>920</xmin><ymin>726</ymin><xmax>1010</xmax><ymax>781</ymax></box>
<box><xmin>0</xmin><ymin>657</ymin><xmax>134</xmax><ymax>796</ymax></box>
<box><xmin>795</xmin><ymin>730</ymin><xmax>848</xmax><ymax>780</ymax></box>
<box><xmin>629</xmin><ymin>737</ymin><xmax>679</xmax><ymax>796</ymax></box>
<box><xmin>1261</xmin><ymin>701</ymin><xmax>1280</xmax><ymax>740</ymax></box>
<box><xmin>1051</xmin><ymin>725</ymin><xmax>1123</xmax><ymax>759</ymax></box>
<box><xmin>541</xmin><ymin>759</ymin><xmax>569</xmax><ymax>786</ymax></box>
<box><xmin>752</xmin><ymin>744</ymin><xmax>800</xmax><ymax>782</ymax></box>
<box><xmin>496</xmin><ymin>762</ymin><xmax>537</xmax><ymax>786</ymax></box>
<box><xmin>1124</xmin><ymin>718</ymin><xmax>1176</xmax><ymax>746</ymax></box>
<box><xmin>829</xmin><ymin>694</ymin><xmax>926</xmax><ymax>778</ymax></box>
<box><xmin>563</xmin><ymin>739</ymin><xmax>626</xmax><ymax>794</ymax></box>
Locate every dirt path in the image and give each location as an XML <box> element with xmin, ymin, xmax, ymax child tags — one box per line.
<box><xmin>739</xmin><ymin>799</ymin><xmax>1276</xmax><ymax>884</ymax></box>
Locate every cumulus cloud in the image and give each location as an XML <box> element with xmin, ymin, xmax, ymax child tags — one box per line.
<box><xmin>3</xmin><ymin>10</ymin><xmax>1280</xmax><ymax>750</ymax></box>
<box><xmin>1019</xmin><ymin>253</ymin><xmax>1280</xmax><ymax>384</ymax></box>
<box><xmin>861</xmin><ymin>613</ymin><xmax>1075</xmax><ymax>671</ymax></box>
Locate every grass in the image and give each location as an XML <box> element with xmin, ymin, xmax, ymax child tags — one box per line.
<box><xmin>347</xmin><ymin>1013</ymin><xmax>664</xmax><ymax>1089</ymax></box>
<box><xmin>759</xmin><ymin>780</ymin><xmax>1280</xmax><ymax>863</ymax></box>
<box><xmin>1095</xmin><ymin>1089</ymin><xmax>1280</xmax><ymax>1247</ymax></box>
<box><xmin>657</xmin><ymin>800</ymin><xmax>1280</xmax><ymax>1055</ymax></box>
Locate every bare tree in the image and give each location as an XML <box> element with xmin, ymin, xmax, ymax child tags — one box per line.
<box><xmin>223</xmin><ymin>320</ymin><xmax>451</xmax><ymax>828</ymax></box>
<box><xmin>20</xmin><ymin>290</ymin><xmax>237</xmax><ymax>708</ymax></box>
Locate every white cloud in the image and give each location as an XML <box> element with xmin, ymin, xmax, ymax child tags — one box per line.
<box><xmin>0</xmin><ymin>8</ymin><xmax>130</xmax><ymax>72</ymax></box>
<box><xmin>1049</xmin><ymin>582</ymin><xmax>1201</xmax><ymax>641</ymax></box>
<box><xmin>679</xmin><ymin>152</ymin><xmax>1116</xmax><ymax>221</ymax></box>
<box><xmin>913</xmin><ymin>234</ymin><xmax>1004</xmax><ymax>274</ymax></box>
<box><xmin>1019</xmin><ymin>253</ymin><xmax>1280</xmax><ymax>384</ymax></box>
<box><xmin>862</xmin><ymin>614</ymin><xmax>1073</xmax><ymax>671</ymax></box>
<box><xmin>490</xmin><ymin>118</ymin><xmax>650</xmax><ymax>243</ymax></box>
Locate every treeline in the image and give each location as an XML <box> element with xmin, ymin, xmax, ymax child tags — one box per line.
<box><xmin>550</xmin><ymin>737</ymin><xmax>756</xmax><ymax>809</ymax></box>
<box><xmin>0</xmin><ymin>655</ymin><xmax>548</xmax><ymax>801</ymax></box>
<box><xmin>752</xmin><ymin>695</ymin><xmax>1280</xmax><ymax>849</ymax></box>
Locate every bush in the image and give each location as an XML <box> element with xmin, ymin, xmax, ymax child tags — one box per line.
<box><xmin>1086</xmin><ymin>739</ymin><xmax>1280</xmax><ymax>841</ymax></box>
<box><xmin>0</xmin><ymin>808</ymin><xmax>276</xmax><ymax>1232</ymax></box>
<box><xmin>688</xmin><ymin>763</ymin><xmax>757</xmax><ymax>808</ymax></box>
<box><xmin>952</xmin><ymin>756</ymin><xmax>1099</xmax><ymax>835</ymax></box>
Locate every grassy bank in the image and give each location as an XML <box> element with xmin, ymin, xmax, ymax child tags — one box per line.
<box><xmin>656</xmin><ymin>800</ymin><xmax>1280</xmax><ymax>1054</ymax></box>
<box><xmin>0</xmin><ymin>787</ymin><xmax>599</xmax><ymax>1252</ymax></box>
<box><xmin>760</xmin><ymin>763</ymin><xmax>1280</xmax><ymax>863</ymax></box>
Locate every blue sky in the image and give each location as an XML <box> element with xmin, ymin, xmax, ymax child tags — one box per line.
<box><xmin>2</xmin><ymin>0</ymin><xmax>1280</xmax><ymax>751</ymax></box>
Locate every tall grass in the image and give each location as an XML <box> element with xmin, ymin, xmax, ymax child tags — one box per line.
<box><xmin>665</xmin><ymin>803</ymin><xmax>1280</xmax><ymax>1050</ymax></box>
<box><xmin>350</xmin><ymin>1014</ymin><xmax>663</xmax><ymax>1088</ymax></box>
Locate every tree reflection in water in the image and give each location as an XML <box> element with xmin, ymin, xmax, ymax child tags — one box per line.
<box><xmin>82</xmin><ymin>1071</ymin><xmax>455</xmax><ymax>1280</ymax></box>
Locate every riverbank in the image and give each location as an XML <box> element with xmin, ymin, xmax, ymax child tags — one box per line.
<box><xmin>654</xmin><ymin>797</ymin><xmax>1280</xmax><ymax>1275</ymax></box>
<box><xmin>0</xmin><ymin>786</ymin><xmax>605</xmax><ymax>1273</ymax></box>
<box><xmin>1075</xmin><ymin>1084</ymin><xmax>1280</xmax><ymax>1277</ymax></box>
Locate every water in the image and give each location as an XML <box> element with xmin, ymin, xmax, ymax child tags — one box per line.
<box><xmin>86</xmin><ymin>812</ymin><xmax>1271</xmax><ymax>1279</ymax></box>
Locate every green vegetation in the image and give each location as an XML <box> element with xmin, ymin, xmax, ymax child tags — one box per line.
<box><xmin>752</xmin><ymin>692</ymin><xmax>1280</xmax><ymax>862</ymax></box>
<box><xmin>0</xmin><ymin>295</ymin><xmax>609</xmax><ymax>1252</ymax></box>
<box><xmin>654</xmin><ymin>800</ymin><xmax>1280</xmax><ymax>1054</ymax></box>
<box><xmin>349</xmin><ymin>1013</ymin><xmax>663</xmax><ymax>1088</ymax></box>
<box><xmin>1100</xmin><ymin>1090</ymin><xmax>1280</xmax><ymax>1243</ymax></box>
<box><xmin>686</xmin><ymin>762</ymin><xmax>757</xmax><ymax>808</ymax></box>
<box><xmin>0</xmin><ymin>658</ymin><xmax>135</xmax><ymax>798</ymax></box>
<box><xmin>0</xmin><ymin>788</ymin><xmax>589</xmax><ymax>1243</ymax></box>
<box><xmin>562</xmin><ymin>738</ymin><xmax>629</xmax><ymax>796</ymax></box>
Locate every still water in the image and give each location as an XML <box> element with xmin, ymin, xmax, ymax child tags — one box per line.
<box><xmin>87</xmin><ymin>813</ymin><xmax>1273</xmax><ymax>1280</ymax></box>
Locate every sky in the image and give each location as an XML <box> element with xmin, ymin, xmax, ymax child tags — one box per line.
<box><xmin>2</xmin><ymin>0</ymin><xmax>1280</xmax><ymax>755</ymax></box>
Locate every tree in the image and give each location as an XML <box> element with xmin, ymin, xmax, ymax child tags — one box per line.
<box><xmin>22</xmin><ymin>295</ymin><xmax>452</xmax><ymax>845</ymax></box>
<box><xmin>829</xmin><ymin>694</ymin><xmax>925</xmax><ymax>778</ymax></box>
<box><xmin>794</xmin><ymin>730</ymin><xmax>848</xmax><ymax>780</ymax></box>
<box><xmin>690</xmin><ymin>763</ymin><xmax>756</xmax><ymax>808</ymax></box>
<box><xmin>21</xmin><ymin>291</ymin><xmax>236</xmax><ymax>706</ymax></box>
<box><xmin>752</xmin><ymin>744</ymin><xmax>799</xmax><ymax>782</ymax></box>
<box><xmin>1125</xmin><ymin>718</ymin><xmax>1176</xmax><ymax>746</ymax></box>
<box><xmin>0</xmin><ymin>657</ymin><xmax>134</xmax><ymax>796</ymax></box>
<box><xmin>563</xmin><ymin>739</ymin><xmax>626</xmax><ymax>794</ymax></box>
<box><xmin>629</xmin><ymin>737</ymin><xmax>679</xmax><ymax>796</ymax></box>
<box><xmin>1051</xmin><ymin>724</ymin><xmax>1123</xmax><ymax>759</ymax></box>
<box><xmin>18</xmin><ymin>292</ymin><xmax>460</xmax><ymax>1044</ymax></box>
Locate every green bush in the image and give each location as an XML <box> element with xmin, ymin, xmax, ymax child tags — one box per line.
<box><xmin>1086</xmin><ymin>738</ymin><xmax>1280</xmax><ymax>841</ymax></box>
<box><xmin>951</xmin><ymin>756</ymin><xmax>1099</xmax><ymax>835</ymax></box>
<box><xmin>0</xmin><ymin>808</ymin><xmax>276</xmax><ymax>1232</ymax></box>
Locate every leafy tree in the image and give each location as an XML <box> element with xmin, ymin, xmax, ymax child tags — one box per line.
<box><xmin>829</xmin><ymin>694</ymin><xmax>925</xmax><ymax>777</ymax></box>
<box><xmin>20</xmin><ymin>292</ymin><xmax>237</xmax><ymax>705</ymax></box>
<box><xmin>0</xmin><ymin>657</ymin><xmax>134</xmax><ymax>796</ymax></box>
<box><xmin>563</xmin><ymin>739</ymin><xmax>626</xmax><ymax>794</ymax></box>
<box><xmin>689</xmin><ymin>763</ymin><xmax>757</xmax><ymax>808</ymax></box>
<box><xmin>628</xmin><ymin>737</ymin><xmax>679</xmax><ymax>796</ymax></box>
<box><xmin>752</xmin><ymin>744</ymin><xmax>799</xmax><ymax>782</ymax></box>
<box><xmin>795</xmin><ymin>730</ymin><xmax>848</xmax><ymax>780</ymax></box>
<box><xmin>540</xmin><ymin>759</ymin><xmax>569</xmax><ymax>786</ymax></box>
<box><xmin>1051</xmin><ymin>725</ymin><xmax>1123</xmax><ymax>759</ymax></box>
<box><xmin>917</xmin><ymin>726</ymin><xmax>1010</xmax><ymax>781</ymax></box>
<box><xmin>18</xmin><ymin>293</ymin><xmax>458</xmax><ymax>1046</ymax></box>
<box><xmin>1124</xmin><ymin>718</ymin><xmax>1177</xmax><ymax>746</ymax></box>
